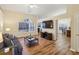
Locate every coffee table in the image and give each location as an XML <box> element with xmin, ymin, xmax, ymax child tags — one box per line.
<box><xmin>24</xmin><ymin>37</ymin><xmax>39</xmax><ymax>47</ymax></box>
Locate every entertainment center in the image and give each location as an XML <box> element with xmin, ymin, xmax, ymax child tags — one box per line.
<box><xmin>40</xmin><ymin>20</ymin><xmax>54</xmax><ymax>40</ymax></box>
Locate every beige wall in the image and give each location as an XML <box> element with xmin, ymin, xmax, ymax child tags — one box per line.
<box><xmin>0</xmin><ymin>9</ymin><xmax>4</xmax><ymax>43</ymax></box>
<box><xmin>0</xmin><ymin>9</ymin><xmax>4</xmax><ymax>32</ymax></box>
<box><xmin>3</xmin><ymin>10</ymin><xmax>38</xmax><ymax>37</ymax></box>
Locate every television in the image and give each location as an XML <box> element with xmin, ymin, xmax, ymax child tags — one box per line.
<box><xmin>42</xmin><ymin>20</ymin><xmax>53</xmax><ymax>28</ymax></box>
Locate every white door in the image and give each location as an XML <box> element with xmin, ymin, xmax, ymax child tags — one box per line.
<box><xmin>74</xmin><ymin>14</ymin><xmax>79</xmax><ymax>51</ymax></box>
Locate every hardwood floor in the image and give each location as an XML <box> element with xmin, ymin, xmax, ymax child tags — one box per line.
<box><xmin>18</xmin><ymin>34</ymin><xmax>79</xmax><ymax>55</ymax></box>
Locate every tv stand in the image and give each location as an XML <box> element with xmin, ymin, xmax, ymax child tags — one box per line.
<box><xmin>41</xmin><ymin>32</ymin><xmax>53</xmax><ymax>40</ymax></box>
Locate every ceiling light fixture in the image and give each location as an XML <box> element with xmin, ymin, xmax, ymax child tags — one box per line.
<box><xmin>29</xmin><ymin>4</ymin><xmax>38</xmax><ymax>8</ymax></box>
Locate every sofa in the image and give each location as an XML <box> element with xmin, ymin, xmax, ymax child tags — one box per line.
<box><xmin>2</xmin><ymin>33</ymin><xmax>23</xmax><ymax>55</ymax></box>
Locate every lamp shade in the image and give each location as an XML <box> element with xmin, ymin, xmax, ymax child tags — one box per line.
<box><xmin>5</xmin><ymin>28</ymin><xmax>11</xmax><ymax>32</ymax></box>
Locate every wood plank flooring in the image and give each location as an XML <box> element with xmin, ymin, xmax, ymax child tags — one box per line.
<box><xmin>18</xmin><ymin>34</ymin><xmax>79</xmax><ymax>55</ymax></box>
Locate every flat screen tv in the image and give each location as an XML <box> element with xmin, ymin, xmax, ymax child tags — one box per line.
<box><xmin>42</xmin><ymin>20</ymin><xmax>53</xmax><ymax>28</ymax></box>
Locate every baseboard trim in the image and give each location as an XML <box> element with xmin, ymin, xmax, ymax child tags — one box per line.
<box><xmin>70</xmin><ymin>48</ymin><xmax>79</xmax><ymax>52</ymax></box>
<box><xmin>70</xmin><ymin>48</ymin><xmax>76</xmax><ymax>52</ymax></box>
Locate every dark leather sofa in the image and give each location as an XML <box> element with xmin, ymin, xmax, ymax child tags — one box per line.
<box><xmin>2</xmin><ymin>33</ymin><xmax>23</xmax><ymax>55</ymax></box>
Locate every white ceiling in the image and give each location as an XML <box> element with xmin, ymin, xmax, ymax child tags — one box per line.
<box><xmin>0</xmin><ymin>4</ymin><xmax>68</xmax><ymax>18</ymax></box>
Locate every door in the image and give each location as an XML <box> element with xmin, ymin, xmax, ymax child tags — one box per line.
<box><xmin>74</xmin><ymin>13</ymin><xmax>79</xmax><ymax>51</ymax></box>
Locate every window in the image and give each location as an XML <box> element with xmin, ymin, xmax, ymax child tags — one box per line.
<box><xmin>19</xmin><ymin>19</ymin><xmax>35</xmax><ymax>32</ymax></box>
<box><xmin>29</xmin><ymin>23</ymin><xmax>35</xmax><ymax>32</ymax></box>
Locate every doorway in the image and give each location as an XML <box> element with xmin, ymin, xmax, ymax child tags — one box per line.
<box><xmin>56</xmin><ymin>18</ymin><xmax>71</xmax><ymax>43</ymax></box>
<box><xmin>58</xmin><ymin>18</ymin><xmax>71</xmax><ymax>37</ymax></box>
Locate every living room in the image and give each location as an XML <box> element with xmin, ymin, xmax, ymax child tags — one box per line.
<box><xmin>0</xmin><ymin>4</ymin><xmax>79</xmax><ymax>55</ymax></box>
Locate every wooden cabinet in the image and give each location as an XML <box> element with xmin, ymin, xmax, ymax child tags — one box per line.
<box><xmin>66</xmin><ymin>30</ymin><xmax>71</xmax><ymax>37</ymax></box>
